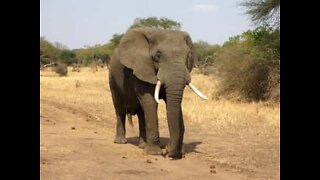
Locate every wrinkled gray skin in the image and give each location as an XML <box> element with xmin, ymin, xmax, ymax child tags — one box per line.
<box><xmin>109</xmin><ymin>28</ymin><xmax>196</xmax><ymax>159</ymax></box>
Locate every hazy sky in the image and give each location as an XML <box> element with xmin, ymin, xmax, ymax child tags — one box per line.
<box><xmin>40</xmin><ymin>0</ymin><xmax>253</xmax><ymax>49</ymax></box>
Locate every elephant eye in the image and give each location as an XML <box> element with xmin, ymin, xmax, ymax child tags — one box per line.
<box><xmin>153</xmin><ymin>51</ymin><xmax>161</xmax><ymax>62</ymax></box>
<box><xmin>156</xmin><ymin>51</ymin><xmax>161</xmax><ymax>58</ymax></box>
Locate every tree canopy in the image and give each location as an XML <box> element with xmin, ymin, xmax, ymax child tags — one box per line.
<box><xmin>215</xmin><ymin>26</ymin><xmax>280</xmax><ymax>101</ymax></box>
<box><xmin>130</xmin><ymin>17</ymin><xmax>181</xmax><ymax>30</ymax></box>
<box><xmin>240</xmin><ymin>0</ymin><xmax>280</xmax><ymax>29</ymax></box>
<box><xmin>40</xmin><ymin>37</ymin><xmax>59</xmax><ymax>64</ymax></box>
<box><xmin>109</xmin><ymin>33</ymin><xmax>124</xmax><ymax>50</ymax></box>
<box><xmin>193</xmin><ymin>41</ymin><xmax>221</xmax><ymax>67</ymax></box>
<box><xmin>97</xmin><ymin>17</ymin><xmax>182</xmax><ymax>54</ymax></box>
<box><xmin>59</xmin><ymin>50</ymin><xmax>77</xmax><ymax>65</ymax></box>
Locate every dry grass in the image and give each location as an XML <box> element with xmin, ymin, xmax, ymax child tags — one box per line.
<box><xmin>41</xmin><ymin>68</ymin><xmax>279</xmax><ymax>129</ymax></box>
<box><xmin>40</xmin><ymin>67</ymin><xmax>280</xmax><ymax>179</ymax></box>
<box><xmin>157</xmin><ymin>73</ymin><xmax>279</xmax><ymax>130</ymax></box>
<box><xmin>40</xmin><ymin>67</ymin><xmax>112</xmax><ymax>121</ymax></box>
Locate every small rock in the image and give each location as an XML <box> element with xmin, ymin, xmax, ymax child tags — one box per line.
<box><xmin>146</xmin><ymin>159</ymin><xmax>152</xmax><ymax>163</ymax></box>
<box><xmin>46</xmin><ymin>119</ymin><xmax>50</xmax><ymax>122</ymax></box>
<box><xmin>53</xmin><ymin>122</ymin><xmax>56</xmax><ymax>125</ymax></box>
<box><xmin>71</xmin><ymin>127</ymin><xmax>75</xmax><ymax>130</ymax></box>
<box><xmin>210</xmin><ymin>169</ymin><xmax>217</xmax><ymax>174</ymax></box>
<box><xmin>94</xmin><ymin>131</ymin><xmax>98</xmax><ymax>134</ymax></box>
<box><xmin>210</xmin><ymin>165</ymin><xmax>216</xmax><ymax>169</ymax></box>
<box><xmin>155</xmin><ymin>158</ymin><xmax>158</xmax><ymax>161</ymax></box>
<box><xmin>160</xmin><ymin>169</ymin><xmax>164</xmax><ymax>171</ymax></box>
<box><xmin>122</xmin><ymin>156</ymin><xmax>127</xmax><ymax>159</ymax></box>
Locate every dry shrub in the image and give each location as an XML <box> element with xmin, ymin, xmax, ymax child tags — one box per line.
<box><xmin>200</xmin><ymin>66</ymin><xmax>216</xmax><ymax>75</ymax></box>
<box><xmin>54</xmin><ymin>63</ymin><xmax>68</xmax><ymax>76</ymax></box>
<box><xmin>215</xmin><ymin>44</ymin><xmax>279</xmax><ymax>102</ymax></box>
<box><xmin>264</xmin><ymin>62</ymin><xmax>280</xmax><ymax>101</ymax></box>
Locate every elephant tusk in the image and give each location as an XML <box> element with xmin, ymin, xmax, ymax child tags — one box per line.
<box><xmin>154</xmin><ymin>80</ymin><xmax>161</xmax><ymax>103</ymax></box>
<box><xmin>188</xmin><ymin>83</ymin><xmax>208</xmax><ymax>100</ymax></box>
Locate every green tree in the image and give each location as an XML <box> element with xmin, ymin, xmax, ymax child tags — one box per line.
<box><xmin>105</xmin><ymin>17</ymin><xmax>182</xmax><ymax>53</ymax></box>
<box><xmin>74</xmin><ymin>47</ymin><xmax>96</xmax><ymax>65</ymax></box>
<box><xmin>40</xmin><ymin>37</ymin><xmax>60</xmax><ymax>64</ymax></box>
<box><xmin>59</xmin><ymin>50</ymin><xmax>77</xmax><ymax>65</ymax></box>
<box><xmin>74</xmin><ymin>43</ymin><xmax>113</xmax><ymax>66</ymax></box>
<box><xmin>130</xmin><ymin>17</ymin><xmax>181</xmax><ymax>30</ymax></box>
<box><xmin>74</xmin><ymin>17</ymin><xmax>182</xmax><ymax>66</ymax></box>
<box><xmin>215</xmin><ymin>26</ymin><xmax>280</xmax><ymax>101</ymax></box>
<box><xmin>240</xmin><ymin>0</ymin><xmax>280</xmax><ymax>29</ymax></box>
<box><xmin>193</xmin><ymin>41</ymin><xmax>220</xmax><ymax>68</ymax></box>
<box><xmin>54</xmin><ymin>41</ymin><xmax>68</xmax><ymax>50</ymax></box>
<box><xmin>109</xmin><ymin>33</ymin><xmax>124</xmax><ymax>51</ymax></box>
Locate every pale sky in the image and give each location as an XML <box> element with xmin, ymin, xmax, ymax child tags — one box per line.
<box><xmin>40</xmin><ymin>0</ymin><xmax>252</xmax><ymax>49</ymax></box>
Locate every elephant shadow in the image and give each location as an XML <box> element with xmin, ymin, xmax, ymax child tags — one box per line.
<box><xmin>127</xmin><ymin>137</ymin><xmax>202</xmax><ymax>154</ymax></box>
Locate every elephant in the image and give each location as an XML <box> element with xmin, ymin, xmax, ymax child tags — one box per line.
<box><xmin>108</xmin><ymin>27</ymin><xmax>208</xmax><ymax>159</ymax></box>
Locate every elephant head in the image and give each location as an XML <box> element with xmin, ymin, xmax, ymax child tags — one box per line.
<box><xmin>115</xmin><ymin>28</ymin><xmax>207</xmax><ymax>158</ymax></box>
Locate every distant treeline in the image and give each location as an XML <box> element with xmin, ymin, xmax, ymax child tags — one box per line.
<box><xmin>40</xmin><ymin>0</ymin><xmax>280</xmax><ymax>102</ymax></box>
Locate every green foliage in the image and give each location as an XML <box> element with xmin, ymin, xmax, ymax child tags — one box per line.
<box><xmin>74</xmin><ymin>48</ymin><xmax>95</xmax><ymax>66</ymax></box>
<box><xmin>59</xmin><ymin>50</ymin><xmax>77</xmax><ymax>65</ymax></box>
<box><xmin>40</xmin><ymin>37</ymin><xmax>60</xmax><ymax>64</ymax></box>
<box><xmin>193</xmin><ymin>41</ymin><xmax>220</xmax><ymax>68</ymax></box>
<box><xmin>109</xmin><ymin>33</ymin><xmax>124</xmax><ymax>51</ymax></box>
<box><xmin>72</xmin><ymin>17</ymin><xmax>182</xmax><ymax>66</ymax></box>
<box><xmin>215</xmin><ymin>26</ymin><xmax>280</xmax><ymax>101</ymax></box>
<box><xmin>240</xmin><ymin>0</ymin><xmax>280</xmax><ymax>29</ymax></box>
<box><xmin>54</xmin><ymin>42</ymin><xmax>68</xmax><ymax>50</ymax></box>
<box><xmin>74</xmin><ymin>44</ymin><xmax>112</xmax><ymax>66</ymax></box>
<box><xmin>130</xmin><ymin>17</ymin><xmax>181</xmax><ymax>30</ymax></box>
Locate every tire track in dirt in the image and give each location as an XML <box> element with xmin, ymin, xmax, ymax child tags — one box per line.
<box><xmin>41</xmin><ymin>99</ymin><xmax>100</xmax><ymax>122</ymax></box>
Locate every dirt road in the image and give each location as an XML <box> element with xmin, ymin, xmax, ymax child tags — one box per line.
<box><xmin>40</xmin><ymin>68</ymin><xmax>279</xmax><ymax>180</ymax></box>
<box><xmin>40</xmin><ymin>99</ymin><xmax>254</xmax><ymax>180</ymax></box>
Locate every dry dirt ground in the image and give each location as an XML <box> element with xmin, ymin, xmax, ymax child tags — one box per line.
<box><xmin>40</xmin><ymin>67</ymin><xmax>280</xmax><ymax>180</ymax></box>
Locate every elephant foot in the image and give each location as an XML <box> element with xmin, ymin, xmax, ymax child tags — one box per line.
<box><xmin>144</xmin><ymin>145</ymin><xmax>162</xmax><ymax>155</ymax></box>
<box><xmin>138</xmin><ymin>138</ymin><xmax>146</xmax><ymax>149</ymax></box>
<box><xmin>114</xmin><ymin>136</ymin><xmax>127</xmax><ymax>144</ymax></box>
<box><xmin>165</xmin><ymin>145</ymin><xmax>183</xmax><ymax>159</ymax></box>
<box><xmin>168</xmin><ymin>152</ymin><xmax>182</xmax><ymax>159</ymax></box>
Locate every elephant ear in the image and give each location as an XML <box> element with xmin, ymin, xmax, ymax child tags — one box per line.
<box><xmin>184</xmin><ymin>33</ymin><xmax>196</xmax><ymax>72</ymax></box>
<box><xmin>117</xmin><ymin>28</ymin><xmax>157</xmax><ymax>84</ymax></box>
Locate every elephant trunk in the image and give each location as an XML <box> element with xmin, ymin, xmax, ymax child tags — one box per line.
<box><xmin>154</xmin><ymin>64</ymin><xmax>207</xmax><ymax>159</ymax></box>
<box><xmin>164</xmin><ymin>76</ymin><xmax>186</xmax><ymax>159</ymax></box>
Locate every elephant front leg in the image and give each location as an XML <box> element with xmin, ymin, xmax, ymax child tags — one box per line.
<box><xmin>165</xmin><ymin>111</ymin><xmax>185</xmax><ymax>159</ymax></box>
<box><xmin>114</xmin><ymin>109</ymin><xmax>127</xmax><ymax>144</ymax></box>
<box><xmin>140</xmin><ymin>98</ymin><xmax>162</xmax><ymax>155</ymax></box>
<box><xmin>137</xmin><ymin>110</ymin><xmax>147</xmax><ymax>149</ymax></box>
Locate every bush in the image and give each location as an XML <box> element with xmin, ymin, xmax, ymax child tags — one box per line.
<box><xmin>199</xmin><ymin>66</ymin><xmax>216</xmax><ymax>75</ymax></box>
<box><xmin>59</xmin><ymin>50</ymin><xmax>77</xmax><ymax>65</ymax></box>
<box><xmin>193</xmin><ymin>41</ymin><xmax>220</xmax><ymax>74</ymax></box>
<box><xmin>215</xmin><ymin>26</ymin><xmax>279</xmax><ymax>101</ymax></box>
<box><xmin>54</xmin><ymin>63</ymin><xmax>68</xmax><ymax>76</ymax></box>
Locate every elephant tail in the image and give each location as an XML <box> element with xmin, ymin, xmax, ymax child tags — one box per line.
<box><xmin>126</xmin><ymin>113</ymin><xmax>134</xmax><ymax>128</ymax></box>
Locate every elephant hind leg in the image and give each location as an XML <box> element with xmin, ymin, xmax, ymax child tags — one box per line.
<box><xmin>114</xmin><ymin>109</ymin><xmax>127</xmax><ymax>144</ymax></box>
<box><xmin>109</xmin><ymin>77</ymin><xmax>127</xmax><ymax>144</ymax></box>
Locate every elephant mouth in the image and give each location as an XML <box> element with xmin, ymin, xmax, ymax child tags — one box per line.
<box><xmin>154</xmin><ymin>80</ymin><xmax>208</xmax><ymax>103</ymax></box>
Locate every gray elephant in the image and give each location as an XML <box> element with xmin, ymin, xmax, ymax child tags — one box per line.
<box><xmin>109</xmin><ymin>28</ymin><xmax>207</xmax><ymax>159</ymax></box>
